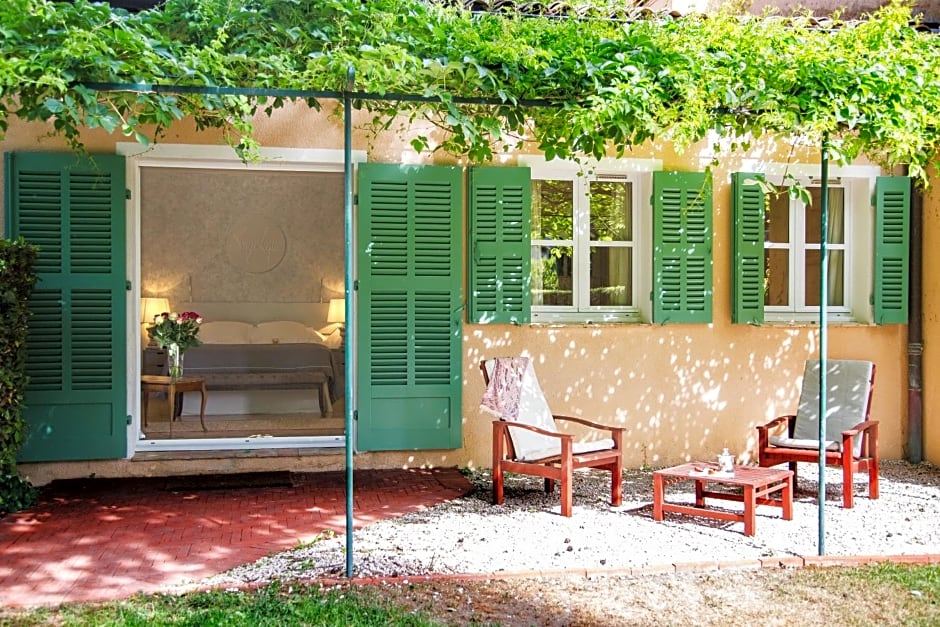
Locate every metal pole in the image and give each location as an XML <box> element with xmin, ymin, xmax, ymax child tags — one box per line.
<box><xmin>343</xmin><ymin>65</ymin><xmax>355</xmax><ymax>578</ymax></box>
<box><xmin>817</xmin><ymin>138</ymin><xmax>830</xmax><ymax>555</ymax></box>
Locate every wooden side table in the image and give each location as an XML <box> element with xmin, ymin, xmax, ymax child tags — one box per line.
<box><xmin>652</xmin><ymin>462</ymin><xmax>793</xmax><ymax>536</ymax></box>
<box><xmin>141</xmin><ymin>375</ymin><xmax>208</xmax><ymax>437</ymax></box>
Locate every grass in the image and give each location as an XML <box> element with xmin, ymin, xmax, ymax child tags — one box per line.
<box><xmin>0</xmin><ymin>564</ymin><xmax>938</xmax><ymax>626</ymax></box>
<box><xmin>0</xmin><ymin>582</ymin><xmax>443</xmax><ymax>627</ymax></box>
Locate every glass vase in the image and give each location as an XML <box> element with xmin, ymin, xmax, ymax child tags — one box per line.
<box><xmin>167</xmin><ymin>342</ymin><xmax>184</xmax><ymax>381</ymax></box>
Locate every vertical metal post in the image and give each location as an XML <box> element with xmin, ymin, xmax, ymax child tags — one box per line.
<box><xmin>343</xmin><ymin>65</ymin><xmax>355</xmax><ymax>578</ymax></box>
<box><xmin>817</xmin><ymin>138</ymin><xmax>830</xmax><ymax>555</ymax></box>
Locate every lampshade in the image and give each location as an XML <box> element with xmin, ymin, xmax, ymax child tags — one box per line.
<box><xmin>327</xmin><ymin>298</ymin><xmax>345</xmax><ymax>324</ymax></box>
<box><xmin>141</xmin><ymin>297</ymin><xmax>170</xmax><ymax>324</ymax></box>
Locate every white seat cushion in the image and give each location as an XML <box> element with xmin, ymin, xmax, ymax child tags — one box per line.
<box><xmin>769</xmin><ymin>435</ymin><xmax>840</xmax><ymax>452</ymax></box>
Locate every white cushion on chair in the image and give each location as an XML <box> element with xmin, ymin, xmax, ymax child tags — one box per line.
<box><xmin>792</xmin><ymin>360</ymin><xmax>873</xmax><ymax>457</ymax></box>
<box><xmin>573</xmin><ymin>439</ymin><xmax>616</xmax><ymax>455</ymax></box>
<box><xmin>482</xmin><ymin>358</ymin><xmax>562</xmax><ymax>461</ymax></box>
<box><xmin>769</xmin><ymin>435</ymin><xmax>840</xmax><ymax>452</ymax></box>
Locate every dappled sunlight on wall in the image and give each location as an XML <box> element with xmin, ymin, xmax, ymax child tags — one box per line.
<box><xmin>464</xmin><ymin>323</ymin><xmax>904</xmax><ymax>469</ymax></box>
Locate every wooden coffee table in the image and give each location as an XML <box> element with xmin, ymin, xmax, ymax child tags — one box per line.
<box><xmin>141</xmin><ymin>375</ymin><xmax>208</xmax><ymax>437</ymax></box>
<box><xmin>653</xmin><ymin>462</ymin><xmax>793</xmax><ymax>536</ymax></box>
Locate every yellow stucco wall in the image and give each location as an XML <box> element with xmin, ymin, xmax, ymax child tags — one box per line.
<box><xmin>0</xmin><ymin>102</ymin><xmax>917</xmax><ymax>483</ymax></box>
<box><xmin>923</xmin><ymin>174</ymin><xmax>940</xmax><ymax>465</ymax></box>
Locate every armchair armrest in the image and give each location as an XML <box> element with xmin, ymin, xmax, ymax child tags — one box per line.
<box><xmin>553</xmin><ymin>414</ymin><xmax>624</xmax><ymax>435</ymax></box>
<box><xmin>493</xmin><ymin>419</ymin><xmax>571</xmax><ymax>441</ymax></box>
<box><xmin>843</xmin><ymin>419</ymin><xmax>879</xmax><ymax>437</ymax></box>
<box><xmin>757</xmin><ymin>414</ymin><xmax>796</xmax><ymax>451</ymax></box>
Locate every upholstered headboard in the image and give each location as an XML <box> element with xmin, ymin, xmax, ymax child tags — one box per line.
<box><xmin>181</xmin><ymin>302</ymin><xmax>331</xmax><ymax>325</ymax></box>
<box><xmin>174</xmin><ymin>302</ymin><xmax>342</xmax><ymax>348</ymax></box>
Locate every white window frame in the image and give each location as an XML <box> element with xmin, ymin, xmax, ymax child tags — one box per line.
<box><xmin>519</xmin><ymin>155</ymin><xmax>661</xmax><ymax>324</ymax></box>
<box><xmin>741</xmin><ymin>160</ymin><xmax>880</xmax><ymax>324</ymax></box>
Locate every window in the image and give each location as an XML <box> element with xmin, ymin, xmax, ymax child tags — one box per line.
<box><xmin>522</xmin><ymin>156</ymin><xmax>658</xmax><ymax>323</ymax></box>
<box><xmin>764</xmin><ymin>184</ymin><xmax>850</xmax><ymax>314</ymax></box>
<box><xmin>469</xmin><ymin>158</ymin><xmax>713</xmax><ymax>326</ymax></box>
<box><xmin>732</xmin><ymin>165</ymin><xmax>910</xmax><ymax>325</ymax></box>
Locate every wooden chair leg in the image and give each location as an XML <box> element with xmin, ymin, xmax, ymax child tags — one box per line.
<box><xmin>544</xmin><ymin>478</ymin><xmax>555</xmax><ymax>494</ymax></box>
<box><xmin>560</xmin><ymin>476</ymin><xmax>572</xmax><ymax>517</ymax></box>
<box><xmin>492</xmin><ymin>423</ymin><xmax>505</xmax><ymax>505</ymax></box>
<box><xmin>869</xmin><ymin>427</ymin><xmax>880</xmax><ymax>500</ymax></box>
<box><xmin>493</xmin><ymin>463</ymin><xmax>505</xmax><ymax>506</ymax></box>
<box><xmin>842</xmin><ymin>449</ymin><xmax>854</xmax><ymax>509</ymax></box>
<box><xmin>611</xmin><ymin>459</ymin><xmax>623</xmax><ymax>507</ymax></box>
<box><xmin>560</xmin><ymin>446</ymin><xmax>573</xmax><ymax>517</ymax></box>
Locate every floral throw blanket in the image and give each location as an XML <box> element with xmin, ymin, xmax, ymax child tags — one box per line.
<box><xmin>480</xmin><ymin>356</ymin><xmax>530</xmax><ymax>422</ymax></box>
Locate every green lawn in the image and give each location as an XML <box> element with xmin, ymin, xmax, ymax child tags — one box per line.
<box><xmin>1</xmin><ymin>564</ymin><xmax>938</xmax><ymax>626</ymax></box>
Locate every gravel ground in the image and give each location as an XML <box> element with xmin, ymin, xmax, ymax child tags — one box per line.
<box><xmin>202</xmin><ymin>460</ymin><xmax>940</xmax><ymax>584</ymax></box>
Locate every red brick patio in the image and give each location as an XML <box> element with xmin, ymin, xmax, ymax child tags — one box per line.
<box><xmin>0</xmin><ymin>468</ymin><xmax>472</xmax><ymax>608</ymax></box>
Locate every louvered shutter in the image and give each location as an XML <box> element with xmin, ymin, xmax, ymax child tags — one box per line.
<box><xmin>356</xmin><ymin>163</ymin><xmax>462</xmax><ymax>451</ymax></box>
<box><xmin>652</xmin><ymin>171</ymin><xmax>713</xmax><ymax>323</ymax></box>
<box><xmin>873</xmin><ymin>176</ymin><xmax>910</xmax><ymax>324</ymax></box>
<box><xmin>4</xmin><ymin>152</ymin><xmax>127</xmax><ymax>461</ymax></box>
<box><xmin>731</xmin><ymin>172</ymin><xmax>765</xmax><ymax>325</ymax></box>
<box><xmin>467</xmin><ymin>166</ymin><xmax>531</xmax><ymax>323</ymax></box>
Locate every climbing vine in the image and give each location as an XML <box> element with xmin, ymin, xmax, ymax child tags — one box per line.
<box><xmin>1</xmin><ymin>0</ymin><xmax>939</xmax><ymax>179</ymax></box>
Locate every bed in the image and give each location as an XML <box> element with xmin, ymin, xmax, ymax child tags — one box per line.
<box><xmin>182</xmin><ymin>320</ymin><xmax>342</xmax><ymax>417</ymax></box>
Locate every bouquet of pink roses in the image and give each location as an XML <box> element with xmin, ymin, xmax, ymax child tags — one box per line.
<box><xmin>146</xmin><ymin>311</ymin><xmax>203</xmax><ymax>352</ymax></box>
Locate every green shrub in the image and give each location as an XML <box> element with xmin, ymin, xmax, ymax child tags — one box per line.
<box><xmin>0</xmin><ymin>237</ymin><xmax>39</xmax><ymax>514</ymax></box>
<box><xmin>0</xmin><ymin>473</ymin><xmax>38</xmax><ymax>516</ymax></box>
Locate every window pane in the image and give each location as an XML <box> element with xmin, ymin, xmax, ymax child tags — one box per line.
<box><xmin>532</xmin><ymin>179</ymin><xmax>573</xmax><ymax>240</ymax></box>
<box><xmin>765</xmin><ymin>191</ymin><xmax>789</xmax><ymax>243</ymax></box>
<box><xmin>532</xmin><ymin>245</ymin><xmax>573</xmax><ymax>306</ymax></box>
<box><xmin>804</xmin><ymin>249</ymin><xmax>845</xmax><ymax>306</ymax></box>
<box><xmin>805</xmin><ymin>187</ymin><xmax>845</xmax><ymax>244</ymax></box>
<box><xmin>764</xmin><ymin>249</ymin><xmax>789</xmax><ymax>306</ymax></box>
<box><xmin>590</xmin><ymin>246</ymin><xmax>632</xmax><ymax>306</ymax></box>
<box><xmin>589</xmin><ymin>181</ymin><xmax>632</xmax><ymax>241</ymax></box>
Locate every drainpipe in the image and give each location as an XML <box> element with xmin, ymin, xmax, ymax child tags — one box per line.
<box><xmin>908</xmin><ymin>175</ymin><xmax>924</xmax><ymax>464</ymax></box>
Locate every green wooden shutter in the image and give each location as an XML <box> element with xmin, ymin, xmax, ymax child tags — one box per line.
<box><xmin>356</xmin><ymin>163</ymin><xmax>463</xmax><ymax>451</ymax></box>
<box><xmin>731</xmin><ymin>172</ymin><xmax>765</xmax><ymax>325</ymax></box>
<box><xmin>4</xmin><ymin>152</ymin><xmax>127</xmax><ymax>462</ymax></box>
<box><xmin>467</xmin><ymin>166</ymin><xmax>531</xmax><ymax>324</ymax></box>
<box><xmin>873</xmin><ymin>176</ymin><xmax>910</xmax><ymax>324</ymax></box>
<box><xmin>652</xmin><ymin>171</ymin><xmax>713</xmax><ymax>323</ymax></box>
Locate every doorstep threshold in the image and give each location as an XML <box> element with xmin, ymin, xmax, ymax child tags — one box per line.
<box><xmin>134</xmin><ymin>434</ymin><xmax>346</xmax><ymax>454</ymax></box>
<box><xmin>133</xmin><ymin>446</ymin><xmax>346</xmax><ymax>461</ymax></box>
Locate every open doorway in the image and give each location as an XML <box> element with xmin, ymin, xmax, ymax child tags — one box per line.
<box><xmin>127</xmin><ymin>145</ymin><xmax>353</xmax><ymax>449</ymax></box>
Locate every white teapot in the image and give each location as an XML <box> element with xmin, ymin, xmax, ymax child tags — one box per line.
<box><xmin>718</xmin><ymin>448</ymin><xmax>735</xmax><ymax>474</ymax></box>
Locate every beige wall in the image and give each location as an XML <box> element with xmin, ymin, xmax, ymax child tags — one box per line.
<box><xmin>1</xmin><ymin>102</ymin><xmax>918</xmax><ymax>482</ymax></box>
<box><xmin>140</xmin><ymin>167</ymin><xmax>344</xmax><ymax>306</ymax></box>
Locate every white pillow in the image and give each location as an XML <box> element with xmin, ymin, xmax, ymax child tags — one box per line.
<box><xmin>251</xmin><ymin>321</ymin><xmax>318</xmax><ymax>344</ymax></box>
<box><xmin>198</xmin><ymin>321</ymin><xmax>255</xmax><ymax>344</ymax></box>
<box><xmin>318</xmin><ymin>328</ymin><xmax>343</xmax><ymax>349</ymax></box>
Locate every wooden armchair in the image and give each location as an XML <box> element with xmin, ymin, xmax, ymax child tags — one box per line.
<box><xmin>480</xmin><ymin>357</ymin><xmax>624</xmax><ymax>517</ymax></box>
<box><xmin>756</xmin><ymin>359</ymin><xmax>878</xmax><ymax>509</ymax></box>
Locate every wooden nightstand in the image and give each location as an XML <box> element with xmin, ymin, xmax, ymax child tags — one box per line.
<box><xmin>141</xmin><ymin>375</ymin><xmax>208</xmax><ymax>437</ymax></box>
<box><xmin>142</xmin><ymin>346</ymin><xmax>169</xmax><ymax>376</ymax></box>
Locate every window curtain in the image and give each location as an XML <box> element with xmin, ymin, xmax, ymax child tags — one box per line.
<box><xmin>826</xmin><ymin>188</ymin><xmax>845</xmax><ymax>306</ymax></box>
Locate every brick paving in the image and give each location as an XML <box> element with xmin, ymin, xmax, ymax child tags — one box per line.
<box><xmin>0</xmin><ymin>468</ymin><xmax>472</xmax><ymax>608</ymax></box>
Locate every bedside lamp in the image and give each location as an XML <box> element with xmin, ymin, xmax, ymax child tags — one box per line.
<box><xmin>327</xmin><ymin>298</ymin><xmax>346</xmax><ymax>349</ymax></box>
<box><xmin>141</xmin><ymin>297</ymin><xmax>170</xmax><ymax>346</ymax></box>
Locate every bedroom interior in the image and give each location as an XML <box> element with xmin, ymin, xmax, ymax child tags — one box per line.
<box><xmin>139</xmin><ymin>165</ymin><xmax>347</xmax><ymax>442</ymax></box>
